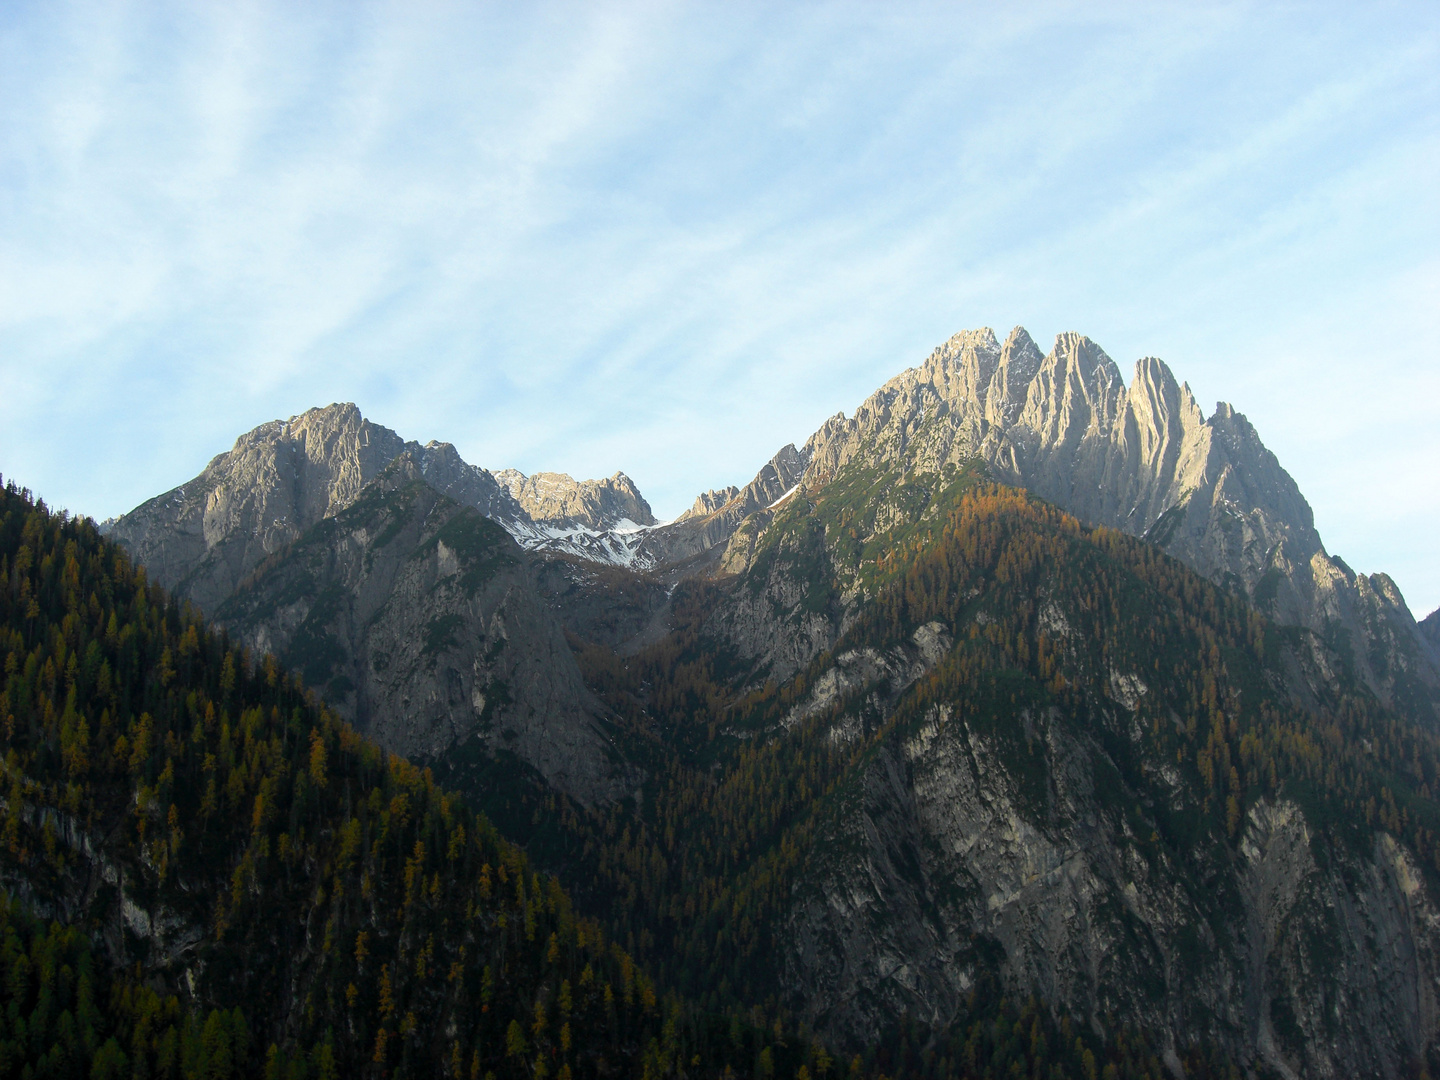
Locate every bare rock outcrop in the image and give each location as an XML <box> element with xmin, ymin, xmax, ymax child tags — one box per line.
<box><xmin>104</xmin><ymin>408</ymin><xmax>636</xmax><ymax>806</ymax></box>
<box><xmin>1422</xmin><ymin>608</ymin><xmax>1440</xmax><ymax>658</ymax></box>
<box><xmin>595</xmin><ymin>327</ymin><xmax>1433</xmax><ymax>726</ymax></box>
<box><xmin>105</xmin><ymin>403</ymin><xmax>407</xmax><ymax>612</ymax></box>
<box><xmin>786</xmin><ymin>706</ymin><xmax>1440</xmax><ymax>1078</ymax></box>
<box><xmin>215</xmin><ymin>457</ymin><xmax>631</xmax><ymax>807</ymax></box>
<box><xmin>791</xmin><ymin>327</ymin><xmax>1440</xmax><ymax>721</ymax></box>
<box><xmin>495</xmin><ymin>469</ymin><xmax>655</xmax><ymax>531</ymax></box>
<box><xmin>104</xmin><ymin>403</ymin><xmax>528</xmax><ymax>612</ymax></box>
<box><xmin>630</xmin><ymin>443</ymin><xmax>810</xmax><ymax>568</ymax></box>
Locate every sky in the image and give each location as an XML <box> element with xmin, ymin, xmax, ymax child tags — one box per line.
<box><xmin>1</xmin><ymin>1</ymin><xmax>1437</xmax><ymax>615</ymax></box>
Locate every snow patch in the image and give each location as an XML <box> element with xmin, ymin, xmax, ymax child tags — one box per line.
<box><xmin>500</xmin><ymin>518</ymin><xmax>664</xmax><ymax>569</ymax></box>
<box><xmin>768</xmin><ymin>484</ymin><xmax>800</xmax><ymax>509</ymax></box>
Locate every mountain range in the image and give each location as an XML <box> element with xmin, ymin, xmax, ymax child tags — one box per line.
<box><xmin>106</xmin><ymin>326</ymin><xmax>1440</xmax><ymax>735</ymax></box>
<box><xmin>19</xmin><ymin>325</ymin><xmax>1440</xmax><ymax>1077</ymax></box>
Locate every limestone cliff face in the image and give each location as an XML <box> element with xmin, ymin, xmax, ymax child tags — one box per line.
<box><xmin>682</xmin><ymin>465</ymin><xmax>1439</xmax><ymax>1074</ymax></box>
<box><xmin>683</xmin><ymin>486</ymin><xmax>741</xmax><ymax>519</ymax></box>
<box><xmin>214</xmin><ymin>458</ymin><xmax>629</xmax><ymax>807</ymax></box>
<box><xmin>793</xmin><ymin>327</ymin><xmax>1439</xmax><ymax>720</ymax></box>
<box><xmin>104</xmin><ymin>356</ymin><xmax>1430</xmax><ymax>715</ymax></box>
<box><xmin>85</xmin><ymin>352</ymin><xmax>1438</xmax><ymax>1074</ymax></box>
<box><xmin>598</xmin><ymin>328</ymin><xmax>1431</xmax><ymax>723</ymax></box>
<box><xmin>495</xmin><ymin>469</ymin><xmax>655</xmax><ymax>531</ymax></box>
<box><xmin>642</xmin><ymin>453</ymin><xmax>1440</xmax><ymax>1076</ymax></box>
<box><xmin>105</xmin><ymin>404</ymin><xmax>408</xmax><ymax>612</ymax></box>
<box><xmin>785</xmin><ymin>714</ymin><xmax>1440</xmax><ymax>1079</ymax></box>
<box><xmin>411</xmin><ymin>438</ymin><xmax>532</xmax><ymax>523</ymax></box>
<box><xmin>102</xmin><ymin>398</ymin><xmax>686</xmax><ymax>579</ymax></box>
<box><xmin>631</xmin><ymin>444</ymin><xmax>810</xmax><ymax>568</ymax></box>
<box><xmin>104</xmin><ymin>403</ymin><xmax>527</xmax><ymax>612</ymax></box>
<box><xmin>101</xmin><ymin>405</ymin><xmax>658</xmax><ymax>802</ymax></box>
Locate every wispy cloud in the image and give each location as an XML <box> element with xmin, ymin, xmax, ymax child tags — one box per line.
<box><xmin>1</xmin><ymin>0</ymin><xmax>1437</xmax><ymax>611</ymax></box>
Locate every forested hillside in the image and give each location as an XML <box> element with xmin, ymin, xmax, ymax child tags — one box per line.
<box><xmin>0</xmin><ymin>477</ymin><xmax>816</xmax><ymax>1079</ymax></box>
<box><xmin>7</xmin><ymin>456</ymin><xmax>1440</xmax><ymax>1078</ymax></box>
<box><xmin>501</xmin><ymin>466</ymin><xmax>1440</xmax><ymax>1078</ymax></box>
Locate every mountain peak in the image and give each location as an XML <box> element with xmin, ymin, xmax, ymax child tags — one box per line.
<box><xmin>289</xmin><ymin>400</ymin><xmax>361</xmax><ymax>423</ymax></box>
<box><xmin>1131</xmin><ymin>355</ymin><xmax>1176</xmax><ymax>390</ymax></box>
<box><xmin>940</xmin><ymin>326</ymin><xmax>1000</xmax><ymax>353</ymax></box>
<box><xmin>496</xmin><ymin>468</ymin><xmax>656</xmax><ymax>530</ymax></box>
<box><xmin>1050</xmin><ymin>331</ymin><xmax>1121</xmax><ymax>383</ymax></box>
<box><xmin>784</xmin><ymin>325</ymin><xmax>1436</xmax><ymax>716</ymax></box>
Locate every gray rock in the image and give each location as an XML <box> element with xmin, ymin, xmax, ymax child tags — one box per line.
<box><xmin>215</xmin><ymin>456</ymin><xmax>630</xmax><ymax>807</ymax></box>
<box><xmin>788</xmin><ymin>327</ymin><xmax>1440</xmax><ymax>722</ymax></box>
<box><xmin>106</xmin><ymin>407</ymin><xmax>634</xmax><ymax>806</ymax></box>
<box><xmin>106</xmin><ymin>403</ymin><xmax>408</xmax><ymax>612</ymax></box>
<box><xmin>105</xmin><ymin>403</ymin><xmax>528</xmax><ymax>613</ymax></box>
<box><xmin>786</xmin><ymin>704</ymin><xmax>1440</xmax><ymax>1078</ymax></box>
<box><xmin>1422</xmin><ymin>608</ymin><xmax>1440</xmax><ymax>659</ymax></box>
<box><xmin>631</xmin><ymin>443</ymin><xmax>810</xmax><ymax>568</ymax></box>
<box><xmin>495</xmin><ymin>469</ymin><xmax>656</xmax><ymax>531</ymax></box>
<box><xmin>591</xmin><ymin>326</ymin><xmax>1433</xmax><ymax>728</ymax></box>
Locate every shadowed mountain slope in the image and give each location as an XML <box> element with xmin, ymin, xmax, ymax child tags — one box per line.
<box><xmin>549</xmin><ymin>460</ymin><xmax>1440</xmax><ymax>1079</ymax></box>
<box><xmin>104</xmin><ymin>328</ymin><xmax>1437</xmax><ymax>729</ymax></box>
<box><xmin>213</xmin><ymin>454</ymin><xmax>632</xmax><ymax>808</ymax></box>
<box><xmin>87</xmin><ymin>325</ymin><xmax>1440</xmax><ymax>1077</ymax></box>
<box><xmin>0</xmin><ymin>478</ymin><xmax>808</xmax><ymax>1080</ymax></box>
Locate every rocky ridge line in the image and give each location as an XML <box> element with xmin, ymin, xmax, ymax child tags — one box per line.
<box><xmin>495</xmin><ymin>468</ymin><xmax>655</xmax><ymax>531</ymax></box>
<box><xmin>103</xmin><ymin>329</ymin><xmax>1438</xmax><ymax>721</ymax></box>
<box><xmin>750</xmin><ymin>327</ymin><xmax>1438</xmax><ymax>720</ymax></box>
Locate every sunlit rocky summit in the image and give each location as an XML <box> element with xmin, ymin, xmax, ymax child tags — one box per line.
<box><xmin>791</xmin><ymin>327</ymin><xmax>1440</xmax><ymax>720</ymax></box>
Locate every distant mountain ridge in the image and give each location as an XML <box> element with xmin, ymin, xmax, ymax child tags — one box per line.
<box><xmin>495</xmin><ymin>467</ymin><xmax>654</xmax><ymax>531</ymax></box>
<box><xmin>103</xmin><ymin>403</ymin><xmax>528</xmax><ymax>611</ymax></box>
<box><xmin>1422</xmin><ymin>607</ymin><xmax>1440</xmax><ymax>654</ymax></box>
<box><xmin>103</xmin><ymin>405</ymin><xmax>638</xmax><ymax>807</ymax></box>
<box><xmin>104</xmin><ymin>326</ymin><xmax>1439</xmax><ymax>731</ymax></box>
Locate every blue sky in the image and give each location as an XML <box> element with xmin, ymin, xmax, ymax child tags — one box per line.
<box><xmin>1</xmin><ymin>1</ymin><xmax>1437</xmax><ymax>615</ymax></box>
